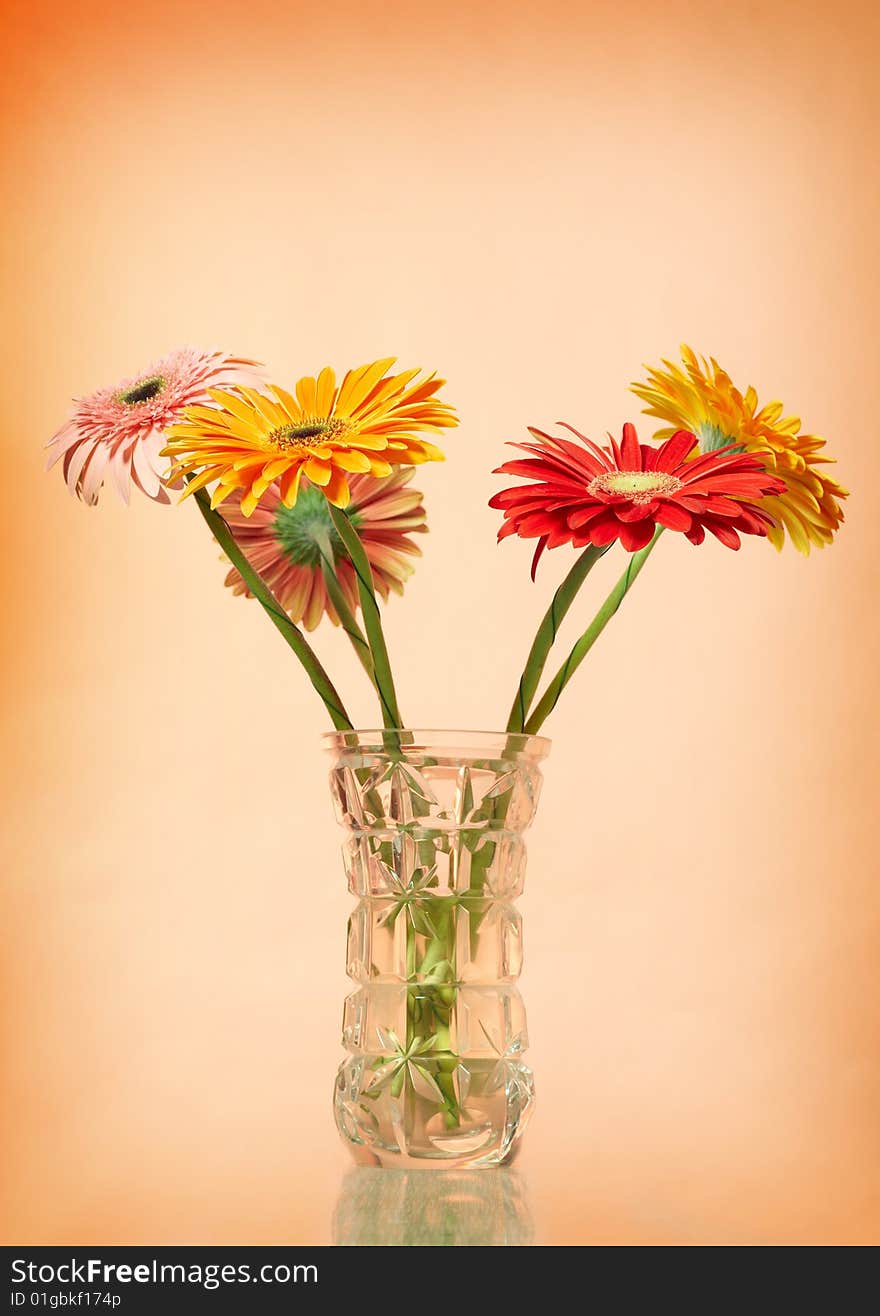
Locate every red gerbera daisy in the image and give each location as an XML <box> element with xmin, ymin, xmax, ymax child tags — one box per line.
<box><xmin>490</xmin><ymin>422</ymin><xmax>786</xmax><ymax>576</ymax></box>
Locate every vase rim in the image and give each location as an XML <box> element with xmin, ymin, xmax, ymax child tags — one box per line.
<box><xmin>322</xmin><ymin>728</ymin><xmax>551</xmax><ymax>760</ymax></box>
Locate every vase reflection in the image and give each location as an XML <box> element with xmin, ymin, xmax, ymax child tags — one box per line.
<box><xmin>333</xmin><ymin>1167</ymin><xmax>534</xmax><ymax>1246</ymax></box>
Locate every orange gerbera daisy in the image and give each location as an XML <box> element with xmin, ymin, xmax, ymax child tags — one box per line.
<box><xmin>163</xmin><ymin>357</ymin><xmax>456</xmax><ymax>516</ymax></box>
<box><xmin>631</xmin><ymin>345</ymin><xmax>847</xmax><ymax>553</ymax></box>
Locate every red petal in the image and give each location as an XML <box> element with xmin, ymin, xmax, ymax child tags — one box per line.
<box><xmin>519</xmin><ymin>429</ymin><xmax>610</xmax><ymax>483</ymax></box>
<box><xmin>654</xmin><ymin>501</ymin><xmax>692</xmax><ymax>532</ymax></box>
<box><xmin>494</xmin><ymin>457</ymin><xmax>568</xmax><ymax>481</ymax></box>
<box><xmin>701</xmin><ymin>496</ymin><xmax>744</xmax><ymax>518</ymax></box>
<box><xmin>694</xmin><ymin>479</ymin><xmax>775</xmax><ymax>499</ymax></box>
<box><xmin>567</xmin><ymin>503</ymin><xmax>606</xmax><ymax>529</ymax></box>
<box><xmin>704</xmin><ymin>517</ymin><xmax>742</xmax><ymax>549</ymax></box>
<box><xmin>618</xmin><ymin>517</ymin><xmax>656</xmax><ymax>551</ymax></box>
<box><xmin>656</xmin><ymin>429</ymin><xmax>698</xmax><ymax>470</ymax></box>
<box><xmin>588</xmin><ymin>510</ymin><xmax>623</xmax><ymax>546</ymax></box>
<box><xmin>557</xmin><ymin>424</ymin><xmax>614</xmax><ymax>468</ymax></box>
<box><xmin>679</xmin><ymin>450</ymin><xmax>763</xmax><ymax>481</ymax></box>
<box><xmin>616</xmin><ymin>500</ymin><xmax>658</xmax><ymax>522</ymax></box>
<box><xmin>675</xmin><ymin>493</ymin><xmax>713</xmax><ymax>512</ymax></box>
<box><xmin>518</xmin><ymin>511</ymin><xmax>560</xmax><ymax>535</ymax></box>
<box><xmin>620</xmin><ymin>423</ymin><xmax>642</xmax><ymax>470</ymax></box>
<box><xmin>736</xmin><ymin>507</ymin><xmax>774</xmax><ymax>534</ymax></box>
<box><xmin>546</xmin><ymin>523</ymin><xmax>575</xmax><ymax>548</ymax></box>
<box><xmin>530</xmin><ymin>537</ymin><xmax>549</xmax><ymax>579</ymax></box>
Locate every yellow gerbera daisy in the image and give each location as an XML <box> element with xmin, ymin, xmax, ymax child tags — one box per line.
<box><xmin>630</xmin><ymin>345</ymin><xmax>847</xmax><ymax>553</ymax></box>
<box><xmin>163</xmin><ymin>357</ymin><xmax>457</xmax><ymax>516</ymax></box>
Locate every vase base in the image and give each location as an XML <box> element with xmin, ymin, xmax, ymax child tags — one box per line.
<box><xmin>342</xmin><ymin>1143</ymin><xmax>521</xmax><ymax>1170</ymax></box>
<box><xmin>334</xmin><ymin>1055</ymin><xmax>535</xmax><ymax>1169</ymax></box>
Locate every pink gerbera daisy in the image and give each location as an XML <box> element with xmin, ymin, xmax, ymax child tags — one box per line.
<box><xmin>46</xmin><ymin>347</ymin><xmax>262</xmax><ymax>505</ymax></box>
<box><xmin>221</xmin><ymin>468</ymin><xmax>428</xmax><ymax>631</ymax></box>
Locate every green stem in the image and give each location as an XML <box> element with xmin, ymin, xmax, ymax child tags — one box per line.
<box><xmin>506</xmin><ymin>544</ymin><xmax>610</xmax><ymax>733</ymax></box>
<box><xmin>328</xmin><ymin>502</ymin><xmax>402</xmax><ymax>730</ymax></box>
<box><xmin>414</xmin><ymin>901</ymin><xmax>460</xmax><ymax>1127</ymax></box>
<box><xmin>524</xmin><ymin>529</ymin><xmax>663</xmax><ymax>735</ymax></box>
<box><xmin>315</xmin><ymin>540</ymin><xmax>376</xmax><ymax>687</ymax></box>
<box><xmin>192</xmin><ymin>487</ymin><xmax>353</xmax><ymax>731</ymax></box>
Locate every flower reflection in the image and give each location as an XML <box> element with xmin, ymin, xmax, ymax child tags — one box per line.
<box><xmin>333</xmin><ymin>1167</ymin><xmax>534</xmax><ymax>1246</ymax></box>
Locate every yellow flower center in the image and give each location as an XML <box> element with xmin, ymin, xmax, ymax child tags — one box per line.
<box><xmin>588</xmin><ymin>470</ymin><xmax>682</xmax><ymax>504</ymax></box>
<box><xmin>270</xmin><ymin>417</ymin><xmax>349</xmax><ymax>450</ymax></box>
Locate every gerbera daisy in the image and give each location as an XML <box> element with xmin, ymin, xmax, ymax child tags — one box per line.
<box><xmin>46</xmin><ymin>347</ymin><xmax>262</xmax><ymax>505</ymax></box>
<box><xmin>220</xmin><ymin>467</ymin><xmax>427</xmax><ymax>632</ymax></box>
<box><xmin>631</xmin><ymin>345</ymin><xmax>847</xmax><ymax>553</ymax></box>
<box><xmin>163</xmin><ymin>357</ymin><xmax>457</xmax><ymax>517</ymax></box>
<box><xmin>491</xmin><ymin>422</ymin><xmax>786</xmax><ymax>574</ymax></box>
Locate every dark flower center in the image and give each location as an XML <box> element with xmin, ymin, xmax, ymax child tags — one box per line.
<box><xmin>271</xmin><ymin>418</ymin><xmax>348</xmax><ymax>450</ymax></box>
<box><xmin>118</xmin><ymin>375</ymin><xmax>166</xmax><ymax>406</ymax></box>
<box><xmin>273</xmin><ymin>481</ymin><xmax>360</xmax><ymax>568</ymax></box>
<box><xmin>288</xmin><ymin>423</ymin><xmax>327</xmax><ymax>441</ymax></box>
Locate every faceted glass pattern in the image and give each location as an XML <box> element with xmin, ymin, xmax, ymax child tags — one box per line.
<box><xmin>324</xmin><ymin>730</ymin><xmax>549</xmax><ymax>1168</ymax></box>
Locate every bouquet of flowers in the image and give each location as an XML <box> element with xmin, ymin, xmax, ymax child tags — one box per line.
<box><xmin>47</xmin><ymin>345</ymin><xmax>845</xmax><ymax>734</ymax></box>
<box><xmin>47</xmin><ymin>345</ymin><xmax>846</xmax><ymax>1166</ymax></box>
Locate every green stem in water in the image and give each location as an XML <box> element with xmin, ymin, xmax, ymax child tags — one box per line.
<box><xmin>414</xmin><ymin>901</ymin><xmax>460</xmax><ymax>1128</ymax></box>
<box><xmin>192</xmin><ymin>487</ymin><xmax>353</xmax><ymax>731</ymax></box>
<box><xmin>524</xmin><ymin>529</ymin><xmax>663</xmax><ymax>735</ymax></box>
<box><xmin>328</xmin><ymin>501</ymin><xmax>402</xmax><ymax>730</ymax></box>
<box><xmin>315</xmin><ymin>539</ymin><xmax>376</xmax><ymax>687</ymax></box>
<box><xmin>506</xmin><ymin>544</ymin><xmax>610</xmax><ymax>733</ymax></box>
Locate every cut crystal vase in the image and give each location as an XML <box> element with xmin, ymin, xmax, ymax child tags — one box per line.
<box><xmin>326</xmin><ymin>729</ymin><xmax>549</xmax><ymax>1168</ymax></box>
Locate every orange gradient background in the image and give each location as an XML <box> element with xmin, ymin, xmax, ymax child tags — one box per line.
<box><xmin>2</xmin><ymin>0</ymin><xmax>878</xmax><ymax>1245</ymax></box>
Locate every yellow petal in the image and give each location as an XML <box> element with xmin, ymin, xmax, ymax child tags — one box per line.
<box><xmin>179</xmin><ymin>466</ymin><xmax>222</xmax><ymax>497</ymax></box>
<box><xmin>315</xmin><ymin>366</ymin><xmax>337</xmax><ymax>415</ymax></box>
<box><xmin>296</xmin><ymin>375</ymin><xmax>318</xmax><ymax>414</ymax></box>
<box><xmin>210</xmin><ymin>480</ymin><xmax>241</xmax><ymax>509</ymax></box>
<box><xmin>355</xmin><ymin>368</ymin><xmax>421</xmax><ymax>419</ymax></box>
<box><xmin>304</xmin><ymin>457</ymin><xmax>332</xmax><ymax>486</ymax></box>
<box><xmin>252</xmin><ymin>466</ymin><xmax>279</xmax><ymax>498</ymax></box>
<box><xmin>324</xmin><ymin>467</ymin><xmax>351</xmax><ymax>508</ymax></box>
<box><xmin>239</xmin><ymin>487</ymin><xmax>260</xmax><ymax>517</ymax></box>
<box><xmin>336</xmin><ymin>357</ymin><xmax>397</xmax><ymax>416</ymax></box>
<box><xmin>178</xmin><ymin>404</ymin><xmax>238</xmax><ymax>428</ymax></box>
<box><xmin>343</xmin><ymin>432</ymin><xmax>389</xmax><ymax>451</ymax></box>
<box><xmin>330</xmin><ymin>449</ymin><xmax>372</xmax><ymax>473</ymax></box>
<box><xmin>398</xmin><ymin>440</ymin><xmax>446</xmax><ymax>463</ymax></box>
<box><xmin>206</xmin><ymin>388</ymin><xmax>261</xmax><ymax>427</ymax></box>
<box><xmin>237</xmin><ymin>387</ymin><xmax>286</xmax><ymax>429</ymax></box>
<box><xmin>279</xmin><ymin>463</ymin><xmax>303</xmax><ymax>507</ymax></box>
<box><xmin>268</xmin><ymin>384</ymin><xmax>302</xmax><ymax>422</ymax></box>
<box><xmin>261</xmin><ymin>457</ymin><xmax>295</xmax><ymax>482</ymax></box>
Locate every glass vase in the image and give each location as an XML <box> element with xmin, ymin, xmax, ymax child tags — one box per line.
<box><xmin>325</xmin><ymin>729</ymin><xmax>550</xmax><ymax>1168</ymax></box>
